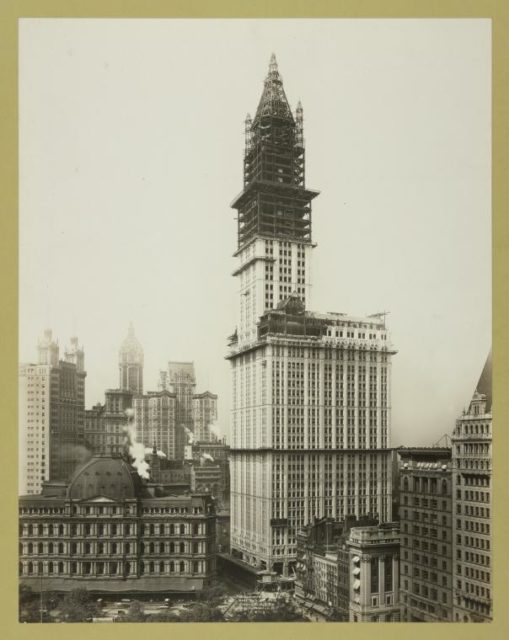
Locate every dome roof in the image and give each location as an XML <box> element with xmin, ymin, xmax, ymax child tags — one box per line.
<box><xmin>119</xmin><ymin>323</ymin><xmax>144</xmax><ymax>363</ymax></box>
<box><xmin>67</xmin><ymin>455</ymin><xmax>143</xmax><ymax>500</ymax></box>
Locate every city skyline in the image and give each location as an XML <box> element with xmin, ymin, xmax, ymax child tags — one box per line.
<box><xmin>19</xmin><ymin>19</ymin><xmax>491</xmax><ymax>446</ymax></box>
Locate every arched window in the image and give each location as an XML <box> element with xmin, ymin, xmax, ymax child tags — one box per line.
<box><xmin>149</xmin><ymin>543</ymin><xmax>154</xmax><ymax>554</ymax></box>
<box><xmin>27</xmin><ymin>562</ymin><xmax>33</xmax><ymax>574</ymax></box>
<box><xmin>84</xmin><ymin>543</ymin><xmax>91</xmax><ymax>554</ymax></box>
<box><xmin>159</xmin><ymin>542</ymin><xmax>164</xmax><ymax>553</ymax></box>
<box><xmin>58</xmin><ymin>543</ymin><xmax>64</xmax><ymax>554</ymax></box>
<box><xmin>159</xmin><ymin>561</ymin><xmax>164</xmax><ymax>573</ymax></box>
<box><xmin>140</xmin><ymin>542</ymin><xmax>145</xmax><ymax>554</ymax></box>
<box><xmin>442</xmin><ymin>480</ymin><xmax>448</xmax><ymax>495</ymax></box>
<box><xmin>169</xmin><ymin>561</ymin><xmax>175</xmax><ymax>573</ymax></box>
<box><xmin>58</xmin><ymin>562</ymin><xmax>64</xmax><ymax>574</ymax></box>
<box><xmin>37</xmin><ymin>562</ymin><xmax>43</xmax><ymax>575</ymax></box>
<box><xmin>125</xmin><ymin>543</ymin><xmax>130</xmax><ymax>554</ymax></box>
<box><xmin>179</xmin><ymin>561</ymin><xmax>185</xmax><ymax>573</ymax></box>
<box><xmin>58</xmin><ymin>525</ymin><xmax>64</xmax><ymax>536</ymax></box>
<box><xmin>37</xmin><ymin>524</ymin><xmax>43</xmax><ymax>535</ymax></box>
<box><xmin>48</xmin><ymin>542</ymin><xmax>54</xmax><ymax>554</ymax></box>
<box><xmin>170</xmin><ymin>542</ymin><xmax>175</xmax><ymax>553</ymax></box>
<box><xmin>169</xmin><ymin>524</ymin><xmax>175</xmax><ymax>535</ymax></box>
<box><xmin>149</xmin><ymin>524</ymin><xmax>155</xmax><ymax>535</ymax></box>
<box><xmin>180</xmin><ymin>542</ymin><xmax>185</xmax><ymax>553</ymax></box>
<box><xmin>27</xmin><ymin>543</ymin><xmax>33</xmax><ymax>554</ymax></box>
<box><xmin>403</xmin><ymin>477</ymin><xmax>409</xmax><ymax>492</ymax></box>
<box><xmin>149</xmin><ymin>562</ymin><xmax>154</xmax><ymax>574</ymax></box>
<box><xmin>180</xmin><ymin>524</ymin><xmax>185</xmax><ymax>535</ymax></box>
<box><xmin>28</xmin><ymin>524</ymin><xmax>33</xmax><ymax>535</ymax></box>
<box><xmin>48</xmin><ymin>562</ymin><xmax>54</xmax><ymax>574</ymax></box>
<box><xmin>37</xmin><ymin>543</ymin><xmax>43</xmax><ymax>554</ymax></box>
<box><xmin>140</xmin><ymin>562</ymin><xmax>145</xmax><ymax>575</ymax></box>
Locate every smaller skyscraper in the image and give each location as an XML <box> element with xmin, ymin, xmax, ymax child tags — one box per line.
<box><xmin>119</xmin><ymin>323</ymin><xmax>144</xmax><ymax>396</ymax></box>
<box><xmin>133</xmin><ymin>390</ymin><xmax>178</xmax><ymax>459</ymax></box>
<box><xmin>166</xmin><ymin>361</ymin><xmax>196</xmax><ymax>430</ymax></box>
<box><xmin>452</xmin><ymin>352</ymin><xmax>492</xmax><ymax>622</ymax></box>
<box><xmin>192</xmin><ymin>391</ymin><xmax>218</xmax><ymax>442</ymax></box>
<box><xmin>19</xmin><ymin>331</ymin><xmax>86</xmax><ymax>495</ymax></box>
<box><xmin>398</xmin><ymin>448</ymin><xmax>453</xmax><ymax>622</ymax></box>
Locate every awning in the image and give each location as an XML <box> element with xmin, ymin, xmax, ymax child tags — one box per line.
<box><xmin>353</xmin><ymin>568</ymin><xmax>360</xmax><ymax>576</ymax></box>
<box><xmin>353</xmin><ymin>556</ymin><xmax>360</xmax><ymax>563</ymax></box>
<box><xmin>353</xmin><ymin>579</ymin><xmax>360</xmax><ymax>590</ymax></box>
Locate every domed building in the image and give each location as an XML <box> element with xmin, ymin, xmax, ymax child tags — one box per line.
<box><xmin>119</xmin><ymin>323</ymin><xmax>144</xmax><ymax>396</ymax></box>
<box><xmin>19</xmin><ymin>454</ymin><xmax>217</xmax><ymax>594</ymax></box>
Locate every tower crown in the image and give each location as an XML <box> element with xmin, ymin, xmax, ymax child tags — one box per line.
<box><xmin>119</xmin><ymin>323</ymin><xmax>144</xmax><ymax>365</ymax></box>
<box><xmin>231</xmin><ymin>55</ymin><xmax>319</xmax><ymax>249</ymax></box>
<box><xmin>254</xmin><ymin>54</ymin><xmax>293</xmax><ymax>123</ymax></box>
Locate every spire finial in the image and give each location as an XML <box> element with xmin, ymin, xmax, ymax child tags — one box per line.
<box><xmin>268</xmin><ymin>53</ymin><xmax>279</xmax><ymax>79</ymax></box>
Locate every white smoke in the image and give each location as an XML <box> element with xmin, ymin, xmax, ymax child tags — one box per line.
<box><xmin>144</xmin><ymin>447</ymin><xmax>167</xmax><ymax>458</ymax></box>
<box><xmin>208</xmin><ymin>418</ymin><xmax>221</xmax><ymax>440</ymax></box>
<box><xmin>123</xmin><ymin>410</ymin><xmax>150</xmax><ymax>479</ymax></box>
<box><xmin>201</xmin><ymin>453</ymin><xmax>214</xmax><ymax>462</ymax></box>
<box><xmin>184</xmin><ymin>425</ymin><xmax>194</xmax><ymax>444</ymax></box>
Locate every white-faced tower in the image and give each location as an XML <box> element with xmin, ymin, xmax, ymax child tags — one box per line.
<box><xmin>227</xmin><ymin>55</ymin><xmax>395</xmax><ymax>576</ymax></box>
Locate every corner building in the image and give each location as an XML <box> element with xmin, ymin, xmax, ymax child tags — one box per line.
<box><xmin>228</xmin><ymin>56</ymin><xmax>395</xmax><ymax>575</ymax></box>
<box><xmin>452</xmin><ymin>352</ymin><xmax>492</xmax><ymax>622</ymax></box>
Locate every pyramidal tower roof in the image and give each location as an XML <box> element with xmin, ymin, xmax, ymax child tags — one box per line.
<box><xmin>254</xmin><ymin>53</ymin><xmax>294</xmax><ymax>122</ymax></box>
<box><xmin>119</xmin><ymin>322</ymin><xmax>144</xmax><ymax>363</ymax></box>
<box><xmin>472</xmin><ymin>350</ymin><xmax>492</xmax><ymax>412</ymax></box>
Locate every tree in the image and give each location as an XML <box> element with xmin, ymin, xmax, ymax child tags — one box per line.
<box><xmin>59</xmin><ymin>589</ymin><xmax>100</xmax><ymax>622</ymax></box>
<box><xmin>179</xmin><ymin>603</ymin><xmax>225</xmax><ymax>622</ymax></box>
<box><xmin>197</xmin><ymin>581</ymin><xmax>228</xmax><ymax>606</ymax></box>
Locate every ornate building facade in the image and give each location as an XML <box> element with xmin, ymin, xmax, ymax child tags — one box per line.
<box><xmin>452</xmin><ymin>352</ymin><xmax>492</xmax><ymax>622</ymax></box>
<box><xmin>19</xmin><ymin>455</ymin><xmax>217</xmax><ymax>593</ymax></box>
<box><xmin>227</xmin><ymin>55</ymin><xmax>395</xmax><ymax>575</ymax></box>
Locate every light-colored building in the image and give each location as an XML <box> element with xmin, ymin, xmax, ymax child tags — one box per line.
<box><xmin>19</xmin><ymin>331</ymin><xmax>86</xmax><ymax>495</ymax></box>
<box><xmin>452</xmin><ymin>352</ymin><xmax>492</xmax><ymax>622</ymax></box>
<box><xmin>398</xmin><ymin>448</ymin><xmax>453</xmax><ymax>622</ymax></box>
<box><xmin>347</xmin><ymin>523</ymin><xmax>400</xmax><ymax>622</ymax></box>
<box><xmin>133</xmin><ymin>390</ymin><xmax>178</xmax><ymax>459</ymax></box>
<box><xmin>119</xmin><ymin>323</ymin><xmax>143</xmax><ymax>396</ymax></box>
<box><xmin>192</xmin><ymin>391</ymin><xmax>218</xmax><ymax>442</ymax></box>
<box><xmin>227</xmin><ymin>56</ymin><xmax>395</xmax><ymax>575</ymax></box>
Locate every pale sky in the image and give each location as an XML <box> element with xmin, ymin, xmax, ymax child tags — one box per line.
<box><xmin>19</xmin><ymin>19</ymin><xmax>491</xmax><ymax>447</ymax></box>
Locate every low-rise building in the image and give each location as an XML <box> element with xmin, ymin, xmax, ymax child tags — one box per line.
<box><xmin>19</xmin><ymin>454</ymin><xmax>217</xmax><ymax>594</ymax></box>
<box><xmin>295</xmin><ymin>516</ymin><xmax>378</xmax><ymax>620</ymax></box>
<box><xmin>347</xmin><ymin>523</ymin><xmax>400</xmax><ymax>622</ymax></box>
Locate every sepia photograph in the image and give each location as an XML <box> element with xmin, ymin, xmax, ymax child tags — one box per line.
<box><xmin>17</xmin><ymin>18</ymin><xmax>491</xmax><ymax>623</ymax></box>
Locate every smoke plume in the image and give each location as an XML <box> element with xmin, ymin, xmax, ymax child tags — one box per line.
<box><xmin>123</xmin><ymin>409</ymin><xmax>150</xmax><ymax>479</ymax></box>
<box><xmin>144</xmin><ymin>447</ymin><xmax>167</xmax><ymax>458</ymax></box>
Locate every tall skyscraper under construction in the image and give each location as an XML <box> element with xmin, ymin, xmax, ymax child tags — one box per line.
<box><xmin>227</xmin><ymin>55</ymin><xmax>395</xmax><ymax>576</ymax></box>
